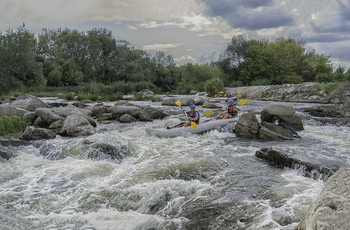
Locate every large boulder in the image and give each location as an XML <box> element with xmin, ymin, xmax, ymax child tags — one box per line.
<box><xmin>11</xmin><ymin>94</ymin><xmax>51</xmax><ymax>111</ymax></box>
<box><xmin>161</xmin><ymin>97</ymin><xmax>194</xmax><ymax>106</ymax></box>
<box><xmin>20</xmin><ymin>126</ymin><xmax>56</xmax><ymax>140</ymax></box>
<box><xmin>60</xmin><ymin>115</ymin><xmax>94</xmax><ymax>137</ymax></box>
<box><xmin>52</xmin><ymin>105</ymin><xmax>96</xmax><ymax>127</ymax></box>
<box><xmin>82</xmin><ymin>139</ymin><xmax>129</xmax><ymax>163</ymax></box>
<box><xmin>119</xmin><ymin>114</ymin><xmax>137</xmax><ymax>123</ymax></box>
<box><xmin>258</xmin><ymin>122</ymin><xmax>294</xmax><ymax>140</ymax></box>
<box><xmin>108</xmin><ymin>105</ymin><xmax>141</xmax><ymax>119</ymax></box>
<box><xmin>194</xmin><ymin>97</ymin><xmax>207</xmax><ymax>106</ymax></box>
<box><xmin>261</xmin><ymin>104</ymin><xmax>304</xmax><ymax>131</ymax></box>
<box><xmin>234</xmin><ymin>112</ymin><xmax>260</xmax><ymax>138</ymax></box>
<box><xmin>139</xmin><ymin>107</ymin><xmax>168</xmax><ymax>121</ymax></box>
<box><xmin>35</xmin><ymin>108</ymin><xmax>64</xmax><ymax>125</ymax></box>
<box><xmin>0</xmin><ymin>104</ymin><xmax>29</xmax><ymax>117</ymax></box>
<box><xmin>298</xmin><ymin>167</ymin><xmax>350</xmax><ymax>229</ymax></box>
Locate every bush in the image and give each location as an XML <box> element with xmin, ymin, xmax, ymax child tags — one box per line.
<box><xmin>281</xmin><ymin>74</ymin><xmax>304</xmax><ymax>84</ymax></box>
<box><xmin>0</xmin><ymin>116</ymin><xmax>30</xmax><ymax>138</ymax></box>
<box><xmin>204</xmin><ymin>77</ymin><xmax>224</xmax><ymax>97</ymax></box>
<box><xmin>228</xmin><ymin>80</ymin><xmax>244</xmax><ymax>87</ymax></box>
<box><xmin>250</xmin><ymin>78</ymin><xmax>271</xmax><ymax>86</ymax></box>
<box><xmin>315</xmin><ymin>73</ymin><xmax>333</xmax><ymax>83</ymax></box>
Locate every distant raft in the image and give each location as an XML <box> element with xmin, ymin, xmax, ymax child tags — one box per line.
<box><xmin>145</xmin><ymin>117</ymin><xmax>237</xmax><ymax>138</ymax></box>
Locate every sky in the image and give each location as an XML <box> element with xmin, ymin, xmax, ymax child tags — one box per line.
<box><xmin>1</xmin><ymin>0</ymin><xmax>350</xmax><ymax>67</ymax></box>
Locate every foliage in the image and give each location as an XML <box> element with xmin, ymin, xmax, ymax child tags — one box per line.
<box><xmin>0</xmin><ymin>116</ymin><xmax>30</xmax><ymax>138</ymax></box>
<box><xmin>204</xmin><ymin>77</ymin><xmax>224</xmax><ymax>97</ymax></box>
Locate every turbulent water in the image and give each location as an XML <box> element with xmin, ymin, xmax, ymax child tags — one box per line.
<box><xmin>1</xmin><ymin>99</ymin><xmax>349</xmax><ymax>230</ymax></box>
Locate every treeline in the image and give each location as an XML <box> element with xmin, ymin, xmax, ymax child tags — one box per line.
<box><xmin>0</xmin><ymin>26</ymin><xmax>349</xmax><ymax>97</ymax></box>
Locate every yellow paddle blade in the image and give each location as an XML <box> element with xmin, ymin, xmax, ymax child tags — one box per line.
<box><xmin>219</xmin><ymin>91</ymin><xmax>224</xmax><ymax>94</ymax></box>
<box><xmin>191</xmin><ymin>121</ymin><xmax>197</xmax><ymax>129</ymax></box>
<box><xmin>237</xmin><ymin>94</ymin><xmax>242</xmax><ymax>98</ymax></box>
<box><xmin>238</xmin><ymin>99</ymin><xmax>248</xmax><ymax>105</ymax></box>
<box><xmin>175</xmin><ymin>101</ymin><xmax>181</xmax><ymax>106</ymax></box>
<box><xmin>208</xmin><ymin>98</ymin><xmax>211</xmax><ymax>100</ymax></box>
<box><xmin>204</xmin><ymin>111</ymin><xmax>213</xmax><ymax>116</ymax></box>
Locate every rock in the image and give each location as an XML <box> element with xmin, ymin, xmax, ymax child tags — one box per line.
<box><xmin>1</xmin><ymin>99</ymin><xmax>11</xmax><ymax>104</ymax></box>
<box><xmin>327</xmin><ymin>83</ymin><xmax>350</xmax><ymax>104</ymax></box>
<box><xmin>161</xmin><ymin>97</ymin><xmax>194</xmax><ymax>106</ymax></box>
<box><xmin>60</xmin><ymin>115</ymin><xmax>94</xmax><ymax>137</ymax></box>
<box><xmin>33</xmin><ymin>117</ymin><xmax>46</xmax><ymax>128</ymax></box>
<box><xmin>139</xmin><ymin>89</ymin><xmax>155</xmax><ymax>97</ymax></box>
<box><xmin>298</xmin><ymin>167</ymin><xmax>350</xmax><ymax>229</ymax></box>
<box><xmin>202</xmin><ymin>101</ymin><xmax>221</xmax><ymax>108</ymax></box>
<box><xmin>86</xmin><ymin>105</ymin><xmax>108</xmax><ymax>117</ymax></box>
<box><xmin>139</xmin><ymin>107</ymin><xmax>168</xmax><ymax>121</ymax></box>
<box><xmin>0</xmin><ymin>104</ymin><xmax>29</xmax><ymax>117</ymax></box>
<box><xmin>190</xmin><ymin>90</ymin><xmax>198</xmax><ymax>95</ymax></box>
<box><xmin>11</xmin><ymin>94</ymin><xmax>51</xmax><ymax>111</ymax></box>
<box><xmin>256</xmin><ymin>148</ymin><xmax>339</xmax><ymax>180</ymax></box>
<box><xmin>49</xmin><ymin>120</ymin><xmax>64</xmax><ymax>131</ymax></box>
<box><xmin>20</xmin><ymin>126</ymin><xmax>56</xmax><ymax>140</ymax></box>
<box><xmin>122</xmin><ymin>95</ymin><xmax>136</xmax><ymax>100</ymax></box>
<box><xmin>82</xmin><ymin>139</ymin><xmax>129</xmax><ymax>163</ymax></box>
<box><xmin>23</xmin><ymin>112</ymin><xmax>38</xmax><ymax>123</ymax></box>
<box><xmin>0</xmin><ymin>149</ymin><xmax>14</xmax><ymax>161</ymax></box>
<box><xmin>99</xmin><ymin>113</ymin><xmax>113</xmax><ymax>121</ymax></box>
<box><xmin>195</xmin><ymin>92</ymin><xmax>208</xmax><ymax>97</ymax></box>
<box><xmin>258</xmin><ymin>122</ymin><xmax>294</xmax><ymax>140</ymax></box>
<box><xmin>261</xmin><ymin>104</ymin><xmax>304</xmax><ymax>131</ymax></box>
<box><xmin>114</xmin><ymin>100</ymin><xmax>135</xmax><ymax>106</ymax></box>
<box><xmin>304</xmin><ymin>105</ymin><xmax>343</xmax><ymax>118</ymax></box>
<box><xmin>108</xmin><ymin>105</ymin><xmax>141</xmax><ymax>119</ymax></box>
<box><xmin>194</xmin><ymin>97</ymin><xmax>208</xmax><ymax>106</ymax></box>
<box><xmin>35</xmin><ymin>108</ymin><xmax>64</xmax><ymax>125</ymax></box>
<box><xmin>234</xmin><ymin>112</ymin><xmax>260</xmax><ymax>138</ymax></box>
<box><xmin>119</xmin><ymin>114</ymin><xmax>137</xmax><ymax>123</ymax></box>
<box><xmin>52</xmin><ymin>106</ymin><xmax>96</xmax><ymax>127</ymax></box>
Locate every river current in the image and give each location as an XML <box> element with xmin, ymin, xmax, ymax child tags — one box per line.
<box><xmin>1</xmin><ymin>99</ymin><xmax>349</xmax><ymax>230</ymax></box>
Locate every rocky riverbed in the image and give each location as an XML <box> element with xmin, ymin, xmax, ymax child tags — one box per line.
<box><xmin>0</xmin><ymin>83</ymin><xmax>349</xmax><ymax>229</ymax></box>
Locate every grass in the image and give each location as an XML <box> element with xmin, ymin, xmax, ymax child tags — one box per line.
<box><xmin>0</xmin><ymin>116</ymin><xmax>30</xmax><ymax>138</ymax></box>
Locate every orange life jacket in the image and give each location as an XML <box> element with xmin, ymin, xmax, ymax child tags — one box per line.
<box><xmin>228</xmin><ymin>106</ymin><xmax>239</xmax><ymax>117</ymax></box>
<box><xmin>189</xmin><ymin>110</ymin><xmax>200</xmax><ymax>124</ymax></box>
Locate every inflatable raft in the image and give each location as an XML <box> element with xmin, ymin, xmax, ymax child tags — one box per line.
<box><xmin>145</xmin><ymin>117</ymin><xmax>237</xmax><ymax>138</ymax></box>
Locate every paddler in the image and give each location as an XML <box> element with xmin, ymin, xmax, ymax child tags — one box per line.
<box><xmin>174</xmin><ymin>104</ymin><xmax>200</xmax><ymax>128</ymax></box>
<box><xmin>215</xmin><ymin>100</ymin><xmax>241</xmax><ymax>119</ymax></box>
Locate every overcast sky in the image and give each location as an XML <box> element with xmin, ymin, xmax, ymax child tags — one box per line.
<box><xmin>1</xmin><ymin>0</ymin><xmax>349</xmax><ymax>67</ymax></box>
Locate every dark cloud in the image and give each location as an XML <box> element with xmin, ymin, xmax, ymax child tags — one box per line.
<box><xmin>311</xmin><ymin>0</ymin><xmax>350</xmax><ymax>34</ymax></box>
<box><xmin>201</xmin><ymin>0</ymin><xmax>294</xmax><ymax>30</ymax></box>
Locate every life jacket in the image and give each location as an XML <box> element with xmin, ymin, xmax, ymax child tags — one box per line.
<box><xmin>189</xmin><ymin>110</ymin><xmax>200</xmax><ymax>124</ymax></box>
<box><xmin>228</xmin><ymin>106</ymin><xmax>238</xmax><ymax>117</ymax></box>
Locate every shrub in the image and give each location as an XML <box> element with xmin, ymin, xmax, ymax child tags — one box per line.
<box><xmin>315</xmin><ymin>73</ymin><xmax>333</xmax><ymax>83</ymax></box>
<box><xmin>250</xmin><ymin>78</ymin><xmax>271</xmax><ymax>86</ymax></box>
<box><xmin>204</xmin><ymin>77</ymin><xmax>224</xmax><ymax>97</ymax></box>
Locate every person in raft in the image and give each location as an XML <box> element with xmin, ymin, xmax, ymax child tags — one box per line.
<box><xmin>216</xmin><ymin>100</ymin><xmax>241</xmax><ymax>119</ymax></box>
<box><xmin>175</xmin><ymin>104</ymin><xmax>200</xmax><ymax>128</ymax></box>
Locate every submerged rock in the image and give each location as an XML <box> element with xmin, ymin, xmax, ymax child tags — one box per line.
<box><xmin>255</xmin><ymin>148</ymin><xmax>339</xmax><ymax>180</ymax></box>
<box><xmin>84</xmin><ymin>141</ymin><xmax>129</xmax><ymax>163</ymax></box>
<box><xmin>304</xmin><ymin>105</ymin><xmax>343</xmax><ymax>118</ymax></box>
<box><xmin>298</xmin><ymin>167</ymin><xmax>350</xmax><ymax>229</ymax></box>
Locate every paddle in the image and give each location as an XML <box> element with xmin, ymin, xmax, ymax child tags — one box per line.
<box><xmin>175</xmin><ymin>101</ymin><xmax>197</xmax><ymax>129</ymax></box>
<box><xmin>204</xmin><ymin>111</ymin><xmax>213</xmax><ymax>116</ymax></box>
<box><xmin>238</xmin><ymin>99</ymin><xmax>248</xmax><ymax>105</ymax></box>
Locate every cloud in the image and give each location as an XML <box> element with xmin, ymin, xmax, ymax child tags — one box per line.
<box><xmin>142</xmin><ymin>43</ymin><xmax>182</xmax><ymax>51</ymax></box>
<box><xmin>201</xmin><ymin>0</ymin><xmax>295</xmax><ymax>30</ymax></box>
<box><xmin>174</xmin><ymin>55</ymin><xmax>197</xmax><ymax>65</ymax></box>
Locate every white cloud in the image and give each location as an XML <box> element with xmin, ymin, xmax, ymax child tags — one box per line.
<box><xmin>142</xmin><ymin>43</ymin><xmax>183</xmax><ymax>51</ymax></box>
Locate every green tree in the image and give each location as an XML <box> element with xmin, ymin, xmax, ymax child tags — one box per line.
<box><xmin>204</xmin><ymin>77</ymin><xmax>224</xmax><ymax>97</ymax></box>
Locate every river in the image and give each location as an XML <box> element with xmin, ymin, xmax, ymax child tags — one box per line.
<box><xmin>0</xmin><ymin>99</ymin><xmax>349</xmax><ymax>230</ymax></box>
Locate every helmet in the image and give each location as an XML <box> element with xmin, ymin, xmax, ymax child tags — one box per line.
<box><xmin>190</xmin><ymin>104</ymin><xmax>196</xmax><ymax>109</ymax></box>
<box><xmin>228</xmin><ymin>100</ymin><xmax>234</xmax><ymax>103</ymax></box>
